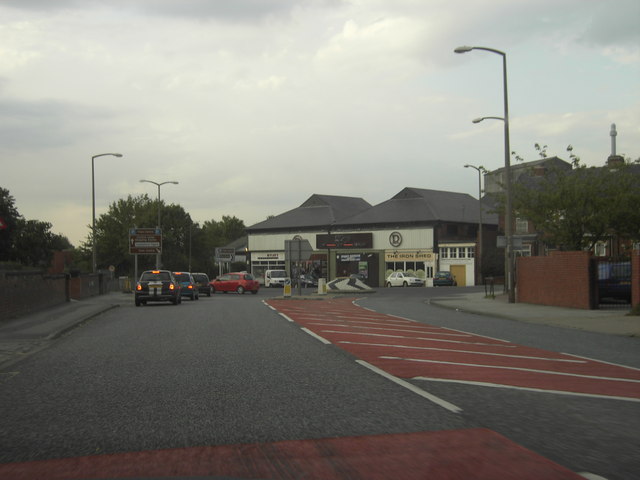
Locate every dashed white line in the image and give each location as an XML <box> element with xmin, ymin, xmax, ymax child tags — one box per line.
<box><xmin>301</xmin><ymin>328</ymin><xmax>332</xmax><ymax>345</ymax></box>
<box><xmin>355</xmin><ymin>360</ymin><xmax>463</xmax><ymax>414</ymax></box>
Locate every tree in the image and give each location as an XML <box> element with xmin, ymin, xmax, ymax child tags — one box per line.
<box><xmin>0</xmin><ymin>187</ymin><xmax>21</xmax><ymax>262</ymax></box>
<box><xmin>511</xmin><ymin>153</ymin><xmax>640</xmax><ymax>251</ymax></box>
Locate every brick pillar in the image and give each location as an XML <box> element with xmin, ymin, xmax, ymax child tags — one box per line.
<box><xmin>632</xmin><ymin>250</ymin><xmax>640</xmax><ymax>308</ymax></box>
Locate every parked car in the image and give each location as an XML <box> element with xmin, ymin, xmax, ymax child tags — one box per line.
<box><xmin>173</xmin><ymin>272</ymin><xmax>199</xmax><ymax>300</ymax></box>
<box><xmin>210</xmin><ymin>272</ymin><xmax>260</xmax><ymax>294</ymax></box>
<box><xmin>598</xmin><ymin>262</ymin><xmax>631</xmax><ymax>303</ymax></box>
<box><xmin>135</xmin><ymin>270</ymin><xmax>181</xmax><ymax>306</ymax></box>
<box><xmin>191</xmin><ymin>272</ymin><xmax>212</xmax><ymax>297</ymax></box>
<box><xmin>433</xmin><ymin>271</ymin><xmax>457</xmax><ymax>287</ymax></box>
<box><xmin>299</xmin><ymin>274</ymin><xmax>318</xmax><ymax>288</ymax></box>
<box><xmin>385</xmin><ymin>271</ymin><xmax>425</xmax><ymax>287</ymax></box>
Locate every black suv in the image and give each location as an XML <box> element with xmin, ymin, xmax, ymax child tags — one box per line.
<box><xmin>135</xmin><ymin>270</ymin><xmax>182</xmax><ymax>306</ymax></box>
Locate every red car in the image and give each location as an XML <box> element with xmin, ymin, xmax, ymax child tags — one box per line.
<box><xmin>210</xmin><ymin>272</ymin><xmax>260</xmax><ymax>294</ymax></box>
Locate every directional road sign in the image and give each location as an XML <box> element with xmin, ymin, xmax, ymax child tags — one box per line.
<box><xmin>129</xmin><ymin>228</ymin><xmax>162</xmax><ymax>254</ymax></box>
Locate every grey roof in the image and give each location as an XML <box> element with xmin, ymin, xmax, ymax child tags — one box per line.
<box><xmin>336</xmin><ymin>187</ymin><xmax>498</xmax><ymax>227</ymax></box>
<box><xmin>246</xmin><ymin>194</ymin><xmax>372</xmax><ymax>232</ymax></box>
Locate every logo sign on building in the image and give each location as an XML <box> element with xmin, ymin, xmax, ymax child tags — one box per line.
<box><xmin>316</xmin><ymin>233</ymin><xmax>373</xmax><ymax>249</ymax></box>
<box><xmin>129</xmin><ymin>228</ymin><xmax>162</xmax><ymax>254</ymax></box>
<box><xmin>385</xmin><ymin>250</ymin><xmax>435</xmax><ymax>262</ymax></box>
<box><xmin>215</xmin><ymin>247</ymin><xmax>235</xmax><ymax>262</ymax></box>
<box><xmin>389</xmin><ymin>232</ymin><xmax>402</xmax><ymax>247</ymax></box>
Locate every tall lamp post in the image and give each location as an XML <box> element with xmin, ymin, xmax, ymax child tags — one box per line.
<box><xmin>464</xmin><ymin>164</ymin><xmax>485</xmax><ymax>285</ymax></box>
<box><xmin>140</xmin><ymin>179</ymin><xmax>179</xmax><ymax>269</ymax></box>
<box><xmin>455</xmin><ymin>45</ymin><xmax>515</xmax><ymax>303</ymax></box>
<box><xmin>92</xmin><ymin>153</ymin><xmax>123</xmax><ymax>273</ymax></box>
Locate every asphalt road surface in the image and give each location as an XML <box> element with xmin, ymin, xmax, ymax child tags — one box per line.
<box><xmin>0</xmin><ymin>287</ymin><xmax>638</xmax><ymax>479</ymax></box>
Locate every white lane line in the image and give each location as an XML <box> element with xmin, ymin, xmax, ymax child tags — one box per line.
<box><xmin>443</xmin><ymin>327</ymin><xmax>512</xmax><ymax>344</ymax></box>
<box><xmin>355</xmin><ymin>360</ymin><xmax>462</xmax><ymax>414</ymax></box>
<box><xmin>380</xmin><ymin>356</ymin><xmax>640</xmax><ymax>383</ymax></box>
<box><xmin>279</xmin><ymin>313</ymin><xmax>295</xmax><ymax>323</ymax></box>
<box><xmin>562</xmin><ymin>353</ymin><xmax>640</xmax><ymax>372</ymax></box>
<box><xmin>301</xmin><ymin>328</ymin><xmax>332</xmax><ymax>345</ymax></box>
<box><xmin>412</xmin><ymin>377</ymin><xmax>640</xmax><ymax>404</ymax></box>
<box><xmin>337</xmin><ymin>341</ymin><xmax>587</xmax><ymax>363</ymax></box>
<box><xmin>308</xmin><ymin>322</ymin><xmax>472</xmax><ymax>337</ymax></box>
<box><xmin>321</xmin><ymin>330</ymin><xmax>516</xmax><ymax>347</ymax></box>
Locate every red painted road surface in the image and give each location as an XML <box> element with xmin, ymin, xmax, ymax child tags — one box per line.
<box><xmin>0</xmin><ymin>429</ymin><xmax>584</xmax><ymax>479</ymax></box>
<box><xmin>268</xmin><ymin>297</ymin><xmax>640</xmax><ymax>401</ymax></box>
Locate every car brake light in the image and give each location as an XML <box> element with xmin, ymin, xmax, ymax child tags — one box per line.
<box><xmin>136</xmin><ymin>284</ymin><xmax>142</xmax><ymax>291</ymax></box>
<box><xmin>169</xmin><ymin>284</ymin><xmax>175</xmax><ymax>290</ymax></box>
<box><xmin>152</xmin><ymin>270</ymin><xmax>160</xmax><ymax>273</ymax></box>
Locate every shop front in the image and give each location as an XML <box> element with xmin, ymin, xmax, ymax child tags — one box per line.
<box><xmin>384</xmin><ymin>250</ymin><xmax>437</xmax><ymax>286</ymax></box>
<box><xmin>251</xmin><ymin>252</ymin><xmax>286</xmax><ymax>285</ymax></box>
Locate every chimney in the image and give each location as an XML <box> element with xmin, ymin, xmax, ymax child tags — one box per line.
<box><xmin>607</xmin><ymin>123</ymin><xmax>624</xmax><ymax>167</ymax></box>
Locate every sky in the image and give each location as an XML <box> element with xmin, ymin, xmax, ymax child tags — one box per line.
<box><xmin>1</xmin><ymin>0</ymin><xmax>638</xmax><ymax>247</ymax></box>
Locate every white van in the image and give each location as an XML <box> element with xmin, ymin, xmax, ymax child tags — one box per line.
<box><xmin>265</xmin><ymin>270</ymin><xmax>289</xmax><ymax>288</ymax></box>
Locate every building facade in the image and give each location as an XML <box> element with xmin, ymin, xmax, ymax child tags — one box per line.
<box><xmin>246</xmin><ymin>188</ymin><xmax>498</xmax><ymax>287</ymax></box>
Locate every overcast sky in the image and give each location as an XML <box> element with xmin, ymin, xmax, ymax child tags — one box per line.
<box><xmin>1</xmin><ymin>0</ymin><xmax>638</xmax><ymax>246</ymax></box>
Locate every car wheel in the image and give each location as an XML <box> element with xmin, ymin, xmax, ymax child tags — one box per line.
<box><xmin>251</xmin><ymin>290</ymin><xmax>258</xmax><ymax>294</ymax></box>
<box><xmin>403</xmin><ymin>281</ymin><xmax>408</xmax><ymax>287</ymax></box>
<box><xmin>172</xmin><ymin>296</ymin><xmax>178</xmax><ymax>305</ymax></box>
<box><xmin>237</xmin><ymin>286</ymin><xmax>245</xmax><ymax>294</ymax></box>
<box><xmin>385</xmin><ymin>282</ymin><xmax>391</xmax><ymax>287</ymax></box>
<box><xmin>207</xmin><ymin>288</ymin><xmax>212</xmax><ymax>297</ymax></box>
<box><xmin>135</xmin><ymin>297</ymin><xmax>141</xmax><ymax>307</ymax></box>
<box><xmin>190</xmin><ymin>293</ymin><xmax>196</xmax><ymax>300</ymax></box>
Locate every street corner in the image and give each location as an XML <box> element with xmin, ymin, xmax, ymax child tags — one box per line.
<box><xmin>0</xmin><ymin>428</ymin><xmax>586</xmax><ymax>480</ymax></box>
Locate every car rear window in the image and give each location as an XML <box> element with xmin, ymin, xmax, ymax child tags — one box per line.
<box><xmin>192</xmin><ymin>274</ymin><xmax>208</xmax><ymax>282</ymax></box>
<box><xmin>141</xmin><ymin>271</ymin><xmax>171</xmax><ymax>281</ymax></box>
<box><xmin>174</xmin><ymin>273</ymin><xmax>190</xmax><ymax>282</ymax></box>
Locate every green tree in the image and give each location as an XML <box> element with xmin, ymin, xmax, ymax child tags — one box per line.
<box><xmin>512</xmin><ymin>159</ymin><xmax>640</xmax><ymax>251</ymax></box>
<box><xmin>0</xmin><ymin>187</ymin><xmax>21</xmax><ymax>262</ymax></box>
<box><xmin>13</xmin><ymin>219</ymin><xmax>56</xmax><ymax>267</ymax></box>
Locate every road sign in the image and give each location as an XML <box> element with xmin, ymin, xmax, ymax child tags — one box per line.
<box><xmin>129</xmin><ymin>228</ymin><xmax>162</xmax><ymax>254</ymax></box>
<box><xmin>215</xmin><ymin>247</ymin><xmax>235</xmax><ymax>262</ymax></box>
<box><xmin>285</xmin><ymin>239</ymin><xmax>313</xmax><ymax>262</ymax></box>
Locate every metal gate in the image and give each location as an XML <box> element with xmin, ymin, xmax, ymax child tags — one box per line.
<box><xmin>595</xmin><ymin>259</ymin><xmax>631</xmax><ymax>309</ymax></box>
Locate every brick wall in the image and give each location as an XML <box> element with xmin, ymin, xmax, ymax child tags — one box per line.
<box><xmin>517</xmin><ymin>251</ymin><xmax>594</xmax><ymax>309</ymax></box>
<box><xmin>0</xmin><ymin>271</ymin><xmax>68</xmax><ymax>321</ymax></box>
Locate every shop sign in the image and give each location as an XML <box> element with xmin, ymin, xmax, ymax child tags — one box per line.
<box><xmin>385</xmin><ymin>250</ymin><xmax>435</xmax><ymax>262</ymax></box>
<box><xmin>254</xmin><ymin>252</ymin><xmax>285</xmax><ymax>261</ymax></box>
<box><xmin>316</xmin><ymin>233</ymin><xmax>373</xmax><ymax>249</ymax></box>
<box><xmin>339</xmin><ymin>254</ymin><xmax>361</xmax><ymax>262</ymax></box>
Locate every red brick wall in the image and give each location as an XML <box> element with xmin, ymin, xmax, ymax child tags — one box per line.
<box><xmin>632</xmin><ymin>250</ymin><xmax>640</xmax><ymax>308</ymax></box>
<box><xmin>517</xmin><ymin>251</ymin><xmax>593</xmax><ymax>309</ymax></box>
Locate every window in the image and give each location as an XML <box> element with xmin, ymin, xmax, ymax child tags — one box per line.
<box><xmin>516</xmin><ymin>217</ymin><xmax>529</xmax><ymax>234</ymax></box>
<box><xmin>458</xmin><ymin>247</ymin><xmax>466</xmax><ymax>259</ymax></box>
<box><xmin>467</xmin><ymin>247</ymin><xmax>475</xmax><ymax>258</ymax></box>
<box><xmin>449</xmin><ymin>248</ymin><xmax>457</xmax><ymax>259</ymax></box>
<box><xmin>440</xmin><ymin>248</ymin><xmax>449</xmax><ymax>259</ymax></box>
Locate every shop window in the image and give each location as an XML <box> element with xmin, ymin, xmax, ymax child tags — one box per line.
<box><xmin>449</xmin><ymin>248</ymin><xmax>457</xmax><ymax>259</ymax></box>
<box><xmin>458</xmin><ymin>247</ymin><xmax>466</xmax><ymax>258</ymax></box>
<box><xmin>467</xmin><ymin>247</ymin><xmax>475</xmax><ymax>258</ymax></box>
<box><xmin>441</xmin><ymin>248</ymin><xmax>449</xmax><ymax>259</ymax></box>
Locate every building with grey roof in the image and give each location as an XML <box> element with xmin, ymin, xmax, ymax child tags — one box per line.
<box><xmin>246</xmin><ymin>188</ymin><xmax>499</xmax><ymax>288</ymax></box>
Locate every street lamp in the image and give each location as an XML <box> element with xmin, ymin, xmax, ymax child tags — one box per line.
<box><xmin>92</xmin><ymin>153</ymin><xmax>123</xmax><ymax>273</ymax></box>
<box><xmin>464</xmin><ymin>164</ymin><xmax>485</xmax><ymax>285</ymax></box>
<box><xmin>455</xmin><ymin>45</ymin><xmax>515</xmax><ymax>303</ymax></box>
<box><xmin>139</xmin><ymin>179</ymin><xmax>179</xmax><ymax>269</ymax></box>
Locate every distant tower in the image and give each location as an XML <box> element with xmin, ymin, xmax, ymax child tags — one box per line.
<box><xmin>607</xmin><ymin>123</ymin><xmax>624</xmax><ymax>167</ymax></box>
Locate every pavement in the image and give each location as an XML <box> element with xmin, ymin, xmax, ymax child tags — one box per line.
<box><xmin>0</xmin><ymin>289</ymin><xmax>638</xmax><ymax>369</ymax></box>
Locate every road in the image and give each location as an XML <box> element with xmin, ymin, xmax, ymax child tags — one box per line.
<box><xmin>0</xmin><ymin>287</ymin><xmax>638</xmax><ymax>479</ymax></box>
